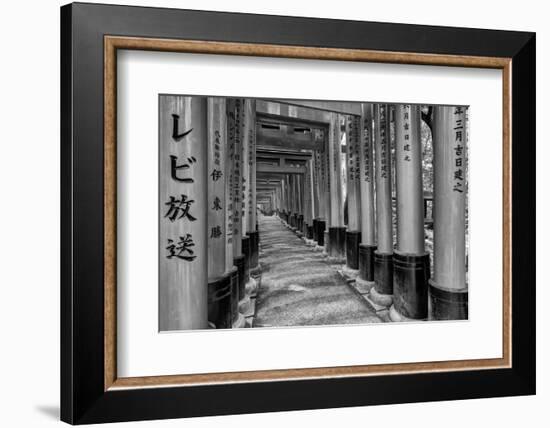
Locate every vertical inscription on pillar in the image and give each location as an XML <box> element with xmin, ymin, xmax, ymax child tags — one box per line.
<box><xmin>226</xmin><ymin>100</ymin><xmax>235</xmax><ymax>248</ymax></box>
<box><xmin>362</xmin><ymin>110</ymin><xmax>373</xmax><ymax>184</ymax></box>
<box><xmin>312</xmin><ymin>151</ymin><xmax>320</xmax><ymax>218</ymax></box>
<box><xmin>401</xmin><ymin>105</ymin><xmax>411</xmax><ymax>162</ymax></box>
<box><xmin>346</xmin><ymin>114</ymin><xmax>362</xmax><ymax>230</ymax></box>
<box><xmin>347</xmin><ymin>115</ymin><xmax>355</xmax><ymax>182</ymax></box>
<box><xmin>379</xmin><ymin>106</ymin><xmax>388</xmax><ymax>180</ymax></box>
<box><xmin>232</xmin><ymin>99</ymin><xmax>243</xmax><ymax>256</ymax></box>
<box><xmin>250</xmin><ymin>115</ymin><xmax>257</xmax><ymax>230</ymax></box>
<box><xmin>374</xmin><ymin>104</ymin><xmax>393</xmax><ymax>254</ymax></box>
<box><xmin>359</xmin><ymin>103</ymin><xmax>376</xmax><ymax>246</ymax></box>
<box><xmin>207</xmin><ymin>98</ymin><xmax>227</xmax><ymax>279</ymax></box>
<box><xmin>159</xmin><ymin>95</ymin><xmax>207</xmax><ymax>331</ymax></box>
<box><xmin>241</xmin><ymin>100</ymin><xmax>250</xmax><ymax>233</ymax></box>
<box><xmin>453</xmin><ymin>107</ymin><xmax>465</xmax><ymax>194</ymax></box>
<box><xmin>432</xmin><ymin>105</ymin><xmax>468</xmax><ymax>304</ymax></box>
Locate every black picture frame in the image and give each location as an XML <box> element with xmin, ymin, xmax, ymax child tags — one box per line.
<box><xmin>61</xmin><ymin>2</ymin><xmax>535</xmax><ymax>424</ymax></box>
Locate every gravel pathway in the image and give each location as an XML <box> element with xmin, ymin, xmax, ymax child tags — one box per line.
<box><xmin>254</xmin><ymin>215</ymin><xmax>382</xmax><ymax>327</ymax></box>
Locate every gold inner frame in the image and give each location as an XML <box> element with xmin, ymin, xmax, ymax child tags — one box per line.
<box><xmin>104</xmin><ymin>35</ymin><xmax>512</xmax><ymax>391</ymax></box>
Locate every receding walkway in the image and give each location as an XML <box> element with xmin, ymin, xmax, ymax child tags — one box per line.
<box><xmin>254</xmin><ymin>215</ymin><xmax>381</xmax><ymax>327</ymax></box>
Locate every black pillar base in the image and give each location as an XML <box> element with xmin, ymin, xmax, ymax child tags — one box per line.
<box><xmin>345</xmin><ymin>230</ymin><xmax>361</xmax><ymax>269</ymax></box>
<box><xmin>207</xmin><ymin>271</ymin><xmax>232</xmax><ymax>329</ymax></box>
<box><xmin>229</xmin><ymin>266</ymin><xmax>239</xmax><ymax>324</ymax></box>
<box><xmin>328</xmin><ymin>227</ymin><xmax>346</xmax><ymax>258</ymax></box>
<box><xmin>429</xmin><ymin>281</ymin><xmax>468</xmax><ymax>320</ymax></box>
<box><xmin>241</xmin><ymin>236</ymin><xmax>251</xmax><ymax>296</ymax></box>
<box><xmin>306</xmin><ymin>225</ymin><xmax>314</xmax><ymax>239</ymax></box>
<box><xmin>316</xmin><ymin>220</ymin><xmax>326</xmax><ymax>246</ymax></box>
<box><xmin>233</xmin><ymin>255</ymin><xmax>246</xmax><ymax>303</ymax></box>
<box><xmin>359</xmin><ymin>244</ymin><xmax>377</xmax><ymax>282</ymax></box>
<box><xmin>393</xmin><ymin>252</ymin><xmax>431</xmax><ymax>320</ymax></box>
<box><xmin>298</xmin><ymin>214</ymin><xmax>304</xmax><ymax>232</ymax></box>
<box><xmin>312</xmin><ymin>219</ymin><xmax>319</xmax><ymax>242</ymax></box>
<box><xmin>247</xmin><ymin>230</ymin><xmax>259</xmax><ymax>270</ymax></box>
<box><xmin>374</xmin><ymin>251</ymin><xmax>393</xmax><ymax>295</ymax></box>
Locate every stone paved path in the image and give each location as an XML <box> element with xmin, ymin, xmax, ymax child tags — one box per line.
<box><xmin>254</xmin><ymin>215</ymin><xmax>381</xmax><ymax>327</ymax></box>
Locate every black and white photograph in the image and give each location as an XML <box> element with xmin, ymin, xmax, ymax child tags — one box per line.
<box><xmin>0</xmin><ymin>0</ymin><xmax>541</xmax><ymax>426</ymax></box>
<box><xmin>159</xmin><ymin>96</ymin><xmax>469</xmax><ymax>331</ymax></box>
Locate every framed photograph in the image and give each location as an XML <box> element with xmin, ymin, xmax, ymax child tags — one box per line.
<box><xmin>60</xmin><ymin>2</ymin><xmax>535</xmax><ymax>424</ymax></box>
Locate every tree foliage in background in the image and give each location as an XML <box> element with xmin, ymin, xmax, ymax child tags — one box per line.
<box><xmin>421</xmin><ymin>105</ymin><xmax>434</xmax><ymax>194</ymax></box>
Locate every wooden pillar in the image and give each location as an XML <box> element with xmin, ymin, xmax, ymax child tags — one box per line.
<box><xmin>345</xmin><ymin>114</ymin><xmax>362</xmax><ymax>271</ymax></box>
<box><xmin>314</xmin><ymin>150</ymin><xmax>327</xmax><ymax>246</ymax></box>
<box><xmin>276</xmin><ymin>185</ymin><xmax>282</xmax><ymax>218</ymax></box>
<box><xmin>372</xmin><ymin>104</ymin><xmax>394</xmax><ymax>305</ymax></box>
<box><xmin>358</xmin><ymin>103</ymin><xmax>377</xmax><ymax>289</ymax></box>
<box><xmin>311</xmin><ymin>155</ymin><xmax>319</xmax><ymax>220</ymax></box>
<box><xmin>285</xmin><ymin>174</ymin><xmax>291</xmax><ymax>225</ymax></box>
<box><xmin>277</xmin><ymin>185</ymin><xmax>282</xmax><ymax>215</ymax></box>
<box><xmin>430</xmin><ymin>106</ymin><xmax>468</xmax><ymax>320</ymax></box>
<box><xmin>244</xmin><ymin>100</ymin><xmax>259</xmax><ymax>272</ymax></box>
<box><xmin>227</xmin><ymin>99</ymin><xmax>247</xmax><ymax>323</ymax></box>
<box><xmin>290</xmin><ymin>174</ymin><xmax>298</xmax><ymax>228</ymax></box>
<box><xmin>304</xmin><ymin>158</ymin><xmax>314</xmax><ymax>239</ymax></box>
<box><xmin>225</xmin><ymin>99</ymin><xmax>243</xmax><ymax>327</ymax></box>
<box><xmin>239</xmin><ymin>99</ymin><xmax>256</xmax><ymax>314</ymax></box>
<box><xmin>240</xmin><ymin>100</ymin><xmax>251</xmax><ymax>286</ymax></box>
<box><xmin>291</xmin><ymin>174</ymin><xmax>297</xmax><ymax>229</ymax></box>
<box><xmin>287</xmin><ymin>174</ymin><xmax>294</xmax><ymax>227</ymax></box>
<box><xmin>391</xmin><ymin>104</ymin><xmax>430</xmax><ymax>321</ymax></box>
<box><xmin>321</xmin><ymin>140</ymin><xmax>331</xmax><ymax>247</ymax></box>
<box><xmin>206</xmin><ymin>98</ymin><xmax>233</xmax><ymax>329</ymax></box>
<box><xmin>311</xmin><ymin>152</ymin><xmax>321</xmax><ymax>244</ymax></box>
<box><xmin>159</xmin><ymin>95</ymin><xmax>208</xmax><ymax>331</ymax></box>
<box><xmin>280</xmin><ymin>177</ymin><xmax>286</xmax><ymax>220</ymax></box>
<box><xmin>327</xmin><ymin>113</ymin><xmax>346</xmax><ymax>258</ymax></box>
<box><xmin>297</xmin><ymin>173</ymin><xmax>304</xmax><ymax>234</ymax></box>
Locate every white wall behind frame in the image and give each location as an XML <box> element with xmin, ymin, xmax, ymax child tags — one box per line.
<box><xmin>117</xmin><ymin>49</ymin><xmax>503</xmax><ymax>377</ymax></box>
<box><xmin>0</xmin><ymin>1</ymin><xmax>545</xmax><ymax>427</ymax></box>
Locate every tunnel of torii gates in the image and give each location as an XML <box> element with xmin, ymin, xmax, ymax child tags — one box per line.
<box><xmin>159</xmin><ymin>96</ymin><xmax>468</xmax><ymax>331</ymax></box>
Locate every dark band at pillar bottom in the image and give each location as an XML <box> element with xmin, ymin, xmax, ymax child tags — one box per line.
<box><xmin>291</xmin><ymin>213</ymin><xmax>298</xmax><ymax>228</ymax></box>
<box><xmin>359</xmin><ymin>244</ymin><xmax>377</xmax><ymax>282</ymax></box>
<box><xmin>316</xmin><ymin>220</ymin><xmax>326</xmax><ymax>246</ymax></box>
<box><xmin>229</xmin><ymin>266</ymin><xmax>239</xmax><ymax>323</ymax></box>
<box><xmin>233</xmin><ymin>254</ymin><xmax>246</xmax><ymax>301</ymax></box>
<box><xmin>374</xmin><ymin>251</ymin><xmax>393</xmax><ymax>295</ymax></box>
<box><xmin>429</xmin><ymin>281</ymin><xmax>468</xmax><ymax>320</ymax></box>
<box><xmin>328</xmin><ymin>227</ymin><xmax>346</xmax><ymax>258</ymax></box>
<box><xmin>247</xmin><ymin>230</ymin><xmax>259</xmax><ymax>269</ymax></box>
<box><xmin>345</xmin><ymin>230</ymin><xmax>361</xmax><ymax>269</ymax></box>
<box><xmin>207</xmin><ymin>271</ymin><xmax>232</xmax><ymax>329</ymax></box>
<box><xmin>298</xmin><ymin>214</ymin><xmax>304</xmax><ymax>233</ymax></box>
<box><xmin>312</xmin><ymin>219</ymin><xmax>319</xmax><ymax>242</ymax></box>
<box><xmin>306</xmin><ymin>225</ymin><xmax>314</xmax><ymax>240</ymax></box>
<box><xmin>393</xmin><ymin>252</ymin><xmax>430</xmax><ymax>320</ymax></box>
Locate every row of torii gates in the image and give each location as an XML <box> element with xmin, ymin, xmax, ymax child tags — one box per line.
<box><xmin>159</xmin><ymin>96</ymin><xmax>468</xmax><ymax>331</ymax></box>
